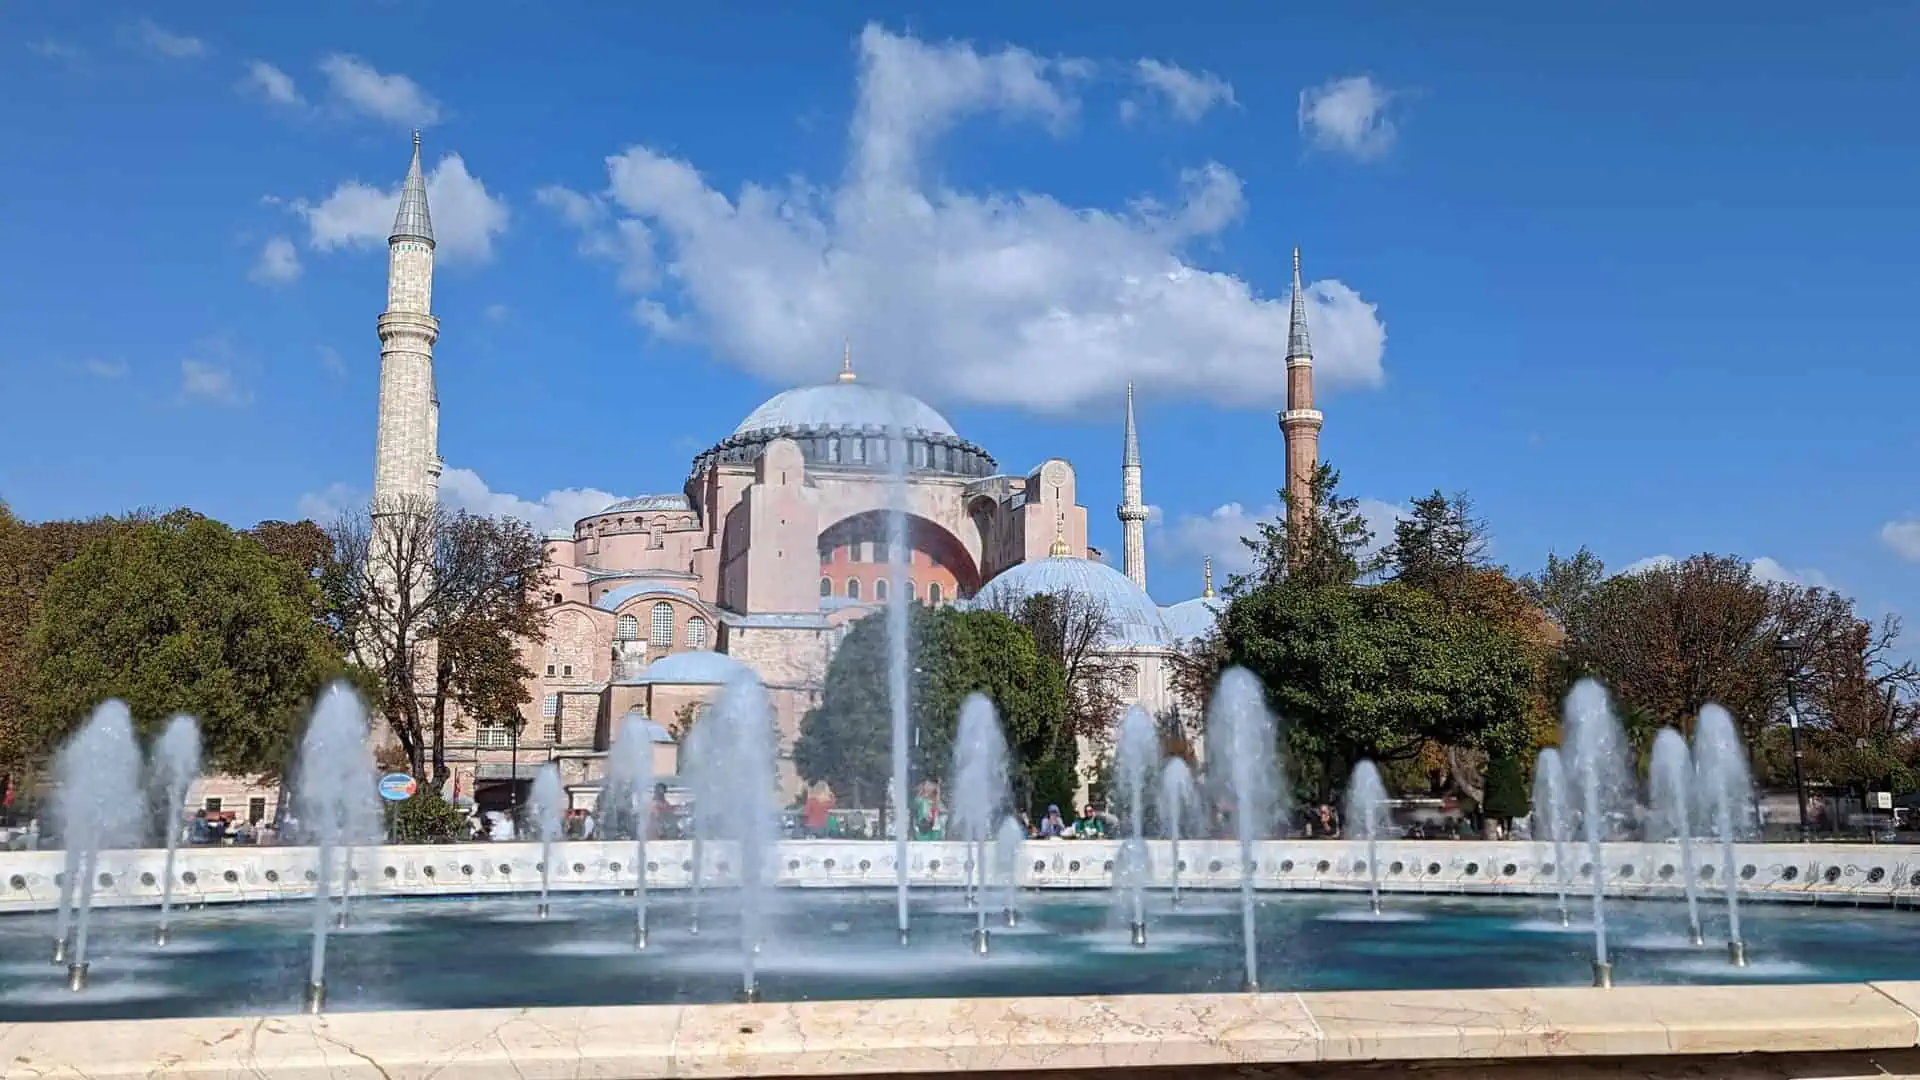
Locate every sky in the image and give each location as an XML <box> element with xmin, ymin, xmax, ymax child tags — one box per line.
<box><xmin>1</xmin><ymin>2</ymin><xmax>1915</xmax><ymax>629</ymax></box>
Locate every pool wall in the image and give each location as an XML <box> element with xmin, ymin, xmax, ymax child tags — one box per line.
<box><xmin>4</xmin><ymin>838</ymin><xmax>1915</xmax><ymax>914</ymax></box>
<box><xmin>5</xmin><ymin>981</ymin><xmax>1920</xmax><ymax>1078</ymax></box>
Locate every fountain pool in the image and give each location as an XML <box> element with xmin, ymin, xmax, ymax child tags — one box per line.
<box><xmin>2</xmin><ymin>885</ymin><xmax>1913</xmax><ymax>1023</ymax></box>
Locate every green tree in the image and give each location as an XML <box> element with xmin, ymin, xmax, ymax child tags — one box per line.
<box><xmin>392</xmin><ymin>789</ymin><xmax>470</xmax><ymax>843</ymax></box>
<box><xmin>1519</xmin><ymin>547</ymin><xmax>1607</xmax><ymax>635</ymax></box>
<box><xmin>794</xmin><ymin>604</ymin><xmax>1072</xmax><ymax>819</ymax></box>
<box><xmin>1482</xmin><ymin>754</ymin><xmax>1529</xmax><ymax>826</ymax></box>
<box><xmin>1382</xmin><ymin>490</ymin><xmax>1490</xmax><ymax>594</ymax></box>
<box><xmin>1219</xmin><ymin>580</ymin><xmax>1536</xmax><ymax>803</ymax></box>
<box><xmin>23</xmin><ymin>511</ymin><xmax>352</xmax><ymax>775</ymax></box>
<box><xmin>1235</xmin><ymin>463</ymin><xmax>1383</xmax><ymax>592</ymax></box>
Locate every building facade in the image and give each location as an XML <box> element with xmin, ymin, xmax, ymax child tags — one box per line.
<box><xmin>362</xmin><ymin>137</ymin><xmax>1320</xmax><ymax>815</ymax></box>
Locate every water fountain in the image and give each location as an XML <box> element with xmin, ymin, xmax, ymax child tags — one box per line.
<box><xmin>147</xmin><ymin>714</ymin><xmax>201</xmax><ymax>947</ymax></box>
<box><xmin>885</xmin><ymin>425</ymin><xmax>913</xmax><ymax>947</ymax></box>
<box><xmin>1159</xmin><ymin>757</ymin><xmax>1197</xmax><ymax>908</ymax></box>
<box><xmin>1344</xmin><ymin>760</ymin><xmax>1390</xmax><ymax>916</ymax></box>
<box><xmin>1531</xmin><ymin>748</ymin><xmax>1573</xmax><ymax>926</ymax></box>
<box><xmin>1563</xmin><ymin>678</ymin><xmax>1630</xmax><ymax>987</ymax></box>
<box><xmin>527</xmin><ymin>764</ymin><xmax>565</xmax><ymax>919</ymax></box>
<box><xmin>293</xmin><ymin>683</ymin><xmax>379</xmax><ymax>1013</ymax></box>
<box><xmin>49</xmin><ymin>701</ymin><xmax>144</xmax><ymax>990</ymax></box>
<box><xmin>1209</xmin><ymin>667</ymin><xmax>1281</xmax><ymax>991</ymax></box>
<box><xmin>1114</xmin><ymin>705</ymin><xmax>1160</xmax><ymax>947</ymax></box>
<box><xmin>1648</xmin><ymin>727</ymin><xmax>1705</xmax><ymax>946</ymax></box>
<box><xmin>949</xmin><ymin>693</ymin><xmax>1009</xmax><ymax>955</ymax></box>
<box><xmin>994</xmin><ymin>814</ymin><xmax>1025</xmax><ymax>927</ymax></box>
<box><xmin>1695</xmin><ymin>703</ymin><xmax>1754</xmax><ymax>967</ymax></box>
<box><xmin>700</xmin><ymin>672</ymin><xmax>780</xmax><ymax>1002</ymax></box>
<box><xmin>604</xmin><ymin>714</ymin><xmax>657</xmax><ymax>948</ymax></box>
<box><xmin>681</xmin><ymin>719</ymin><xmax>711</xmax><ymax>936</ymax></box>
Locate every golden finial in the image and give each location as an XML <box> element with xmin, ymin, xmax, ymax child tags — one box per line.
<box><xmin>838</xmin><ymin>338</ymin><xmax>856</xmax><ymax>382</ymax></box>
<box><xmin>1203</xmin><ymin>556</ymin><xmax>1214</xmax><ymax>598</ymax></box>
<box><xmin>1049</xmin><ymin>511</ymin><xmax>1071</xmax><ymax>558</ymax></box>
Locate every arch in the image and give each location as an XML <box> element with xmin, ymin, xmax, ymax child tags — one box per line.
<box><xmin>875</xmin><ymin>579</ymin><xmax>889</xmax><ymax>602</ymax></box>
<box><xmin>929</xmin><ymin>582</ymin><xmax>943</xmax><ymax>605</ymax></box>
<box><xmin>819</xmin><ymin>576</ymin><xmax>833</xmax><ymax>597</ymax></box>
<box><xmin>846</xmin><ymin>578</ymin><xmax>862</xmax><ymax>600</ymax></box>
<box><xmin>686</xmin><ymin>616</ymin><xmax>709</xmax><ymax>650</ymax></box>
<box><xmin>615</xmin><ymin>614</ymin><xmax>639</xmax><ymax>641</ymax></box>
<box><xmin>649</xmin><ymin>602</ymin><xmax>674</xmax><ymax>647</ymax></box>
<box><xmin>816</xmin><ymin>510</ymin><xmax>981</xmax><ymax>601</ymax></box>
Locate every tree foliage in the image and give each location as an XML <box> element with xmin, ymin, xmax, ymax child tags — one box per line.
<box><xmin>982</xmin><ymin>587</ymin><xmax>1126</xmax><ymax>753</ymax></box>
<box><xmin>1220</xmin><ymin>580</ymin><xmax>1537</xmax><ymax>803</ymax></box>
<box><xmin>794</xmin><ymin>604</ymin><xmax>1073</xmax><ymax>818</ymax></box>
<box><xmin>1235</xmin><ymin>463</ymin><xmax>1383</xmax><ymax>591</ymax></box>
<box><xmin>22</xmin><ymin>511</ymin><xmax>350</xmax><ymax>775</ymax></box>
<box><xmin>326</xmin><ymin>495</ymin><xmax>549</xmax><ymax>791</ymax></box>
<box><xmin>1482</xmin><ymin>754</ymin><xmax>1529</xmax><ymax>823</ymax></box>
<box><xmin>392</xmin><ymin>789</ymin><xmax>470</xmax><ymax>843</ymax></box>
<box><xmin>1519</xmin><ymin>547</ymin><xmax>1607</xmax><ymax>634</ymax></box>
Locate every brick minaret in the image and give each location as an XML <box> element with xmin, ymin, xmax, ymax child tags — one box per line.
<box><xmin>1279</xmin><ymin>247</ymin><xmax>1323</xmax><ymax>559</ymax></box>
<box><xmin>1118</xmin><ymin>382</ymin><xmax>1148</xmax><ymax>592</ymax></box>
<box><xmin>372</xmin><ymin>131</ymin><xmax>441</xmax><ymax>512</ymax></box>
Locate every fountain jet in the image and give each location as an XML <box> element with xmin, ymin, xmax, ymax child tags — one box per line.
<box><xmin>1210</xmin><ymin>667</ymin><xmax>1281</xmax><ymax>993</ymax></box>
<box><xmin>698</xmin><ymin>671</ymin><xmax>781</xmax><ymax>1003</ymax></box>
<box><xmin>950</xmin><ymin>694</ymin><xmax>1010</xmax><ymax>957</ymax></box>
<box><xmin>528</xmin><ymin>764</ymin><xmax>565</xmax><ymax>918</ymax></box>
<box><xmin>1696</xmin><ymin>704</ymin><xmax>1754</xmax><ymax>966</ymax></box>
<box><xmin>51</xmin><ymin>701</ymin><xmax>144</xmax><ymax>990</ymax></box>
<box><xmin>1649</xmin><ymin>728</ymin><xmax>1705</xmax><ymax>946</ymax></box>
<box><xmin>1159</xmin><ymin>758</ymin><xmax>1197</xmax><ymax>908</ymax></box>
<box><xmin>148</xmin><ymin>714</ymin><xmax>201</xmax><ymax>947</ymax></box>
<box><xmin>294</xmin><ymin>684</ymin><xmax>380</xmax><ymax>1013</ymax></box>
<box><xmin>1565</xmin><ymin>679</ymin><xmax>1630</xmax><ymax>987</ymax></box>
<box><xmin>885</xmin><ymin>414</ymin><xmax>914</xmax><ymax>946</ymax></box>
<box><xmin>1531</xmin><ymin>748</ymin><xmax>1573</xmax><ymax>926</ymax></box>
<box><xmin>994</xmin><ymin>815</ymin><xmax>1025</xmax><ymax>928</ymax></box>
<box><xmin>1344</xmin><ymin>760</ymin><xmax>1390</xmax><ymax>916</ymax></box>
<box><xmin>1114</xmin><ymin>705</ymin><xmax>1160</xmax><ymax>947</ymax></box>
<box><xmin>605</xmin><ymin>713</ymin><xmax>658</xmax><ymax>948</ymax></box>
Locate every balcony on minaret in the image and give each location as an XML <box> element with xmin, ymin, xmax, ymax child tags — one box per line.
<box><xmin>1281</xmin><ymin>408</ymin><xmax>1324</xmax><ymax>427</ymax></box>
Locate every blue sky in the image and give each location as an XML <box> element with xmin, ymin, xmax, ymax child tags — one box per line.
<box><xmin>1</xmin><ymin>2</ymin><xmax>1915</xmax><ymax>628</ymax></box>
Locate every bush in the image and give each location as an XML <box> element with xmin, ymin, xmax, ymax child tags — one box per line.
<box><xmin>1483</xmin><ymin>754</ymin><xmax>1529</xmax><ymax>823</ymax></box>
<box><xmin>393</xmin><ymin>790</ymin><xmax>468</xmax><ymax>843</ymax></box>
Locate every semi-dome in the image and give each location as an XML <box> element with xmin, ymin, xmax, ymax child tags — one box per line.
<box><xmin>1160</xmin><ymin>596</ymin><xmax>1224</xmax><ymax>643</ymax></box>
<box><xmin>972</xmin><ymin>556</ymin><xmax>1172</xmax><ymax>650</ymax></box>
<box><xmin>733</xmin><ymin>383</ymin><xmax>956</xmax><ymax>438</ymax></box>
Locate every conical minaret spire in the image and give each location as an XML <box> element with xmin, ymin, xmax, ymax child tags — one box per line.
<box><xmin>1203</xmin><ymin>556</ymin><xmax>1214</xmax><ymax>599</ymax></box>
<box><xmin>390</xmin><ymin>130</ymin><xmax>435</xmax><ymax>246</ymax></box>
<box><xmin>839</xmin><ymin>338</ymin><xmax>856</xmax><ymax>382</ymax></box>
<box><xmin>1117</xmin><ymin>382</ymin><xmax>1148</xmax><ymax>591</ymax></box>
<box><xmin>1278</xmin><ymin>246</ymin><xmax>1323</xmax><ymax>565</ymax></box>
<box><xmin>373</xmin><ymin>131</ymin><xmax>441</xmax><ymax>512</ymax></box>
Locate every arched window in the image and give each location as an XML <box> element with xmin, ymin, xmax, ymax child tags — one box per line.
<box><xmin>820</xmin><ymin>576</ymin><xmax>832</xmax><ymax>597</ymax></box>
<box><xmin>550</xmin><ymin>592</ymin><xmax>563</xmax><ymax>606</ymax></box>
<box><xmin>649</xmin><ymin>602</ymin><xmax>674</xmax><ymax>647</ymax></box>
<box><xmin>874</xmin><ymin>579</ymin><xmax>889</xmax><ymax>602</ymax></box>
<box><xmin>929</xmin><ymin>582</ymin><xmax>943</xmax><ymax>604</ymax></box>
<box><xmin>615</xmin><ymin>614</ymin><xmax>639</xmax><ymax>641</ymax></box>
<box><xmin>686</xmin><ymin>616</ymin><xmax>708</xmax><ymax>650</ymax></box>
<box><xmin>847</xmin><ymin>578</ymin><xmax>861</xmax><ymax>600</ymax></box>
<box><xmin>906</xmin><ymin>581</ymin><xmax>917</xmax><ymax>602</ymax></box>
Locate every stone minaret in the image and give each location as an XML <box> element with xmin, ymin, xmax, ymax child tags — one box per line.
<box><xmin>372</xmin><ymin>130</ymin><xmax>442</xmax><ymax>512</ymax></box>
<box><xmin>1117</xmin><ymin>382</ymin><xmax>1148</xmax><ymax>591</ymax></box>
<box><xmin>1279</xmin><ymin>247</ymin><xmax>1323</xmax><ymax>556</ymax></box>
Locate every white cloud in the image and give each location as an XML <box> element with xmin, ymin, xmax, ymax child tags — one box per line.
<box><xmin>1298</xmin><ymin>75</ymin><xmax>1398</xmax><ymax>161</ymax></box>
<box><xmin>249</xmin><ymin>235</ymin><xmax>303</xmax><ymax>284</ymax></box>
<box><xmin>80</xmin><ymin>358</ymin><xmax>127</xmax><ymax>379</ymax></box>
<box><xmin>295</xmin><ymin>153</ymin><xmax>509</xmax><ymax>263</ymax></box>
<box><xmin>1620</xmin><ymin>554</ymin><xmax>1677</xmax><ymax>576</ymax></box>
<box><xmin>482</xmin><ymin>303</ymin><xmax>510</xmax><ymax>323</ymax></box>
<box><xmin>1881</xmin><ymin>520</ymin><xmax>1920</xmax><ymax>563</ymax></box>
<box><xmin>1156</xmin><ymin>496</ymin><xmax>1404</xmax><ymax>577</ymax></box>
<box><xmin>319</xmin><ymin>54</ymin><xmax>440</xmax><ymax>127</ymax></box>
<box><xmin>1128</xmin><ymin>59</ymin><xmax>1235</xmax><ymax>122</ymax></box>
<box><xmin>439</xmin><ymin>468</ymin><xmax>624</xmax><ymax>534</ymax></box>
<box><xmin>242</xmin><ymin>60</ymin><xmax>304</xmax><ymax>107</ymax></box>
<box><xmin>317</xmin><ymin>345</ymin><xmax>347</xmax><ymax>377</ymax></box>
<box><xmin>28</xmin><ymin>39</ymin><xmax>83</xmax><ymax>64</ymax></box>
<box><xmin>128</xmin><ymin>19</ymin><xmax>207</xmax><ymax>60</ymax></box>
<box><xmin>296</xmin><ymin>482</ymin><xmax>361</xmax><ymax>522</ymax></box>
<box><xmin>544</xmin><ymin>24</ymin><xmax>1388</xmax><ymax>413</ymax></box>
<box><xmin>178</xmin><ymin>359</ymin><xmax>249</xmax><ymax>407</ymax></box>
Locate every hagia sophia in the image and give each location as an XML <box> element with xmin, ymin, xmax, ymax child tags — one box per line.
<box><xmin>366</xmin><ymin>135</ymin><xmax>1323</xmax><ymax>814</ymax></box>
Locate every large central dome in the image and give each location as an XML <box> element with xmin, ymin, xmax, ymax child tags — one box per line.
<box><xmin>733</xmin><ymin>382</ymin><xmax>956</xmax><ymax>438</ymax></box>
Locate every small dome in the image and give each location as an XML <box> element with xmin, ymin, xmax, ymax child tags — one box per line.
<box><xmin>599</xmin><ymin>494</ymin><xmax>692</xmax><ymax>515</ymax></box>
<box><xmin>620</xmin><ymin>650</ymin><xmax>754</xmax><ymax>686</ymax></box>
<box><xmin>734</xmin><ymin>383</ymin><xmax>955</xmax><ymax>438</ymax></box>
<box><xmin>1161</xmin><ymin>597</ymin><xmax>1224</xmax><ymax>643</ymax></box>
<box><xmin>973</xmin><ymin>556</ymin><xmax>1171</xmax><ymax>650</ymax></box>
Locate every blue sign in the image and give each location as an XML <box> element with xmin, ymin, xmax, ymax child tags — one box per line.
<box><xmin>377</xmin><ymin>773</ymin><xmax>417</xmax><ymax>802</ymax></box>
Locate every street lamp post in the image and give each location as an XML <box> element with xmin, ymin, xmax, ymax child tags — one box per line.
<box><xmin>509</xmin><ymin>717</ymin><xmax>521</xmax><ymax>814</ymax></box>
<box><xmin>1775</xmin><ymin>635</ymin><xmax>1810</xmax><ymax>840</ymax></box>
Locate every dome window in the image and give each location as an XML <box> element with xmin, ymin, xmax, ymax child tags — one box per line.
<box><xmin>686</xmin><ymin>617</ymin><xmax>709</xmax><ymax>650</ymax></box>
<box><xmin>649</xmin><ymin>602</ymin><xmax>674</xmax><ymax>647</ymax></box>
<box><xmin>615</xmin><ymin>614</ymin><xmax>639</xmax><ymax>641</ymax></box>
